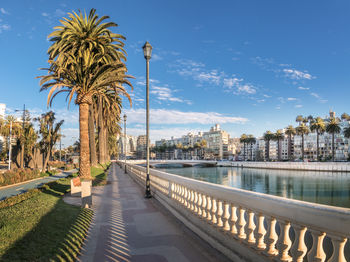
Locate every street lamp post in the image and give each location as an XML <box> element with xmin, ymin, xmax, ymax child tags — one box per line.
<box><xmin>143</xmin><ymin>41</ymin><xmax>152</xmax><ymax>199</ymax></box>
<box><xmin>8</xmin><ymin>121</ymin><xmax>12</xmax><ymax>170</ymax></box>
<box><xmin>123</xmin><ymin>114</ymin><xmax>127</xmax><ymax>173</ymax></box>
<box><xmin>15</xmin><ymin>104</ymin><xmax>26</xmax><ymax>168</ymax></box>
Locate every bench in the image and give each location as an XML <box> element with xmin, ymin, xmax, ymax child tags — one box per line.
<box><xmin>70</xmin><ymin>177</ymin><xmax>82</xmax><ymax>195</ymax></box>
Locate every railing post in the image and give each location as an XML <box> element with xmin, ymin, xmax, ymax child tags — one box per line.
<box><xmin>254</xmin><ymin>213</ymin><xmax>266</xmax><ymax>251</ymax></box>
<box><xmin>328</xmin><ymin>234</ymin><xmax>347</xmax><ymax>262</ymax></box>
<box><xmin>230</xmin><ymin>204</ymin><xmax>238</xmax><ymax>236</ymax></box>
<box><xmin>277</xmin><ymin>220</ymin><xmax>292</xmax><ymax>261</ymax></box>
<box><xmin>245</xmin><ymin>210</ymin><xmax>256</xmax><ymax>245</ymax></box>
<box><xmin>290</xmin><ymin>224</ymin><xmax>307</xmax><ymax>262</ymax></box>
<box><xmin>237</xmin><ymin>207</ymin><xmax>246</xmax><ymax>240</ymax></box>
<box><xmin>307</xmin><ymin>230</ymin><xmax>326</xmax><ymax>262</ymax></box>
<box><xmin>264</xmin><ymin>216</ymin><xmax>278</xmax><ymax>257</ymax></box>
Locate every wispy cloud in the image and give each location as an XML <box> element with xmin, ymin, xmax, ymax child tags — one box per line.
<box><xmin>171</xmin><ymin>59</ymin><xmax>258</xmax><ymax>95</ymax></box>
<box><xmin>136</xmin><ymin>77</ymin><xmax>191</xmax><ymax>104</ymax></box>
<box><xmin>0</xmin><ymin>8</ymin><xmax>9</xmax><ymax>15</ymax></box>
<box><xmin>295</xmin><ymin>104</ymin><xmax>303</xmax><ymax>108</ymax></box>
<box><xmin>41</xmin><ymin>12</ymin><xmax>49</xmax><ymax>17</ymax></box>
<box><xmin>125</xmin><ymin>108</ymin><xmax>248</xmax><ymax>125</ymax></box>
<box><xmin>287</xmin><ymin>97</ymin><xmax>297</xmax><ymax>101</ymax></box>
<box><xmin>0</xmin><ymin>24</ymin><xmax>10</xmax><ymax>33</ymax></box>
<box><xmin>310</xmin><ymin>92</ymin><xmax>327</xmax><ymax>103</ymax></box>
<box><xmin>283</xmin><ymin>68</ymin><xmax>314</xmax><ymax>80</ymax></box>
<box><xmin>298</xmin><ymin>86</ymin><xmax>310</xmax><ymax>90</ymax></box>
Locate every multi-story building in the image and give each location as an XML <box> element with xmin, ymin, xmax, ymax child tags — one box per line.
<box><xmin>118</xmin><ymin>134</ymin><xmax>137</xmax><ymax>159</ymax></box>
<box><xmin>137</xmin><ymin>135</ymin><xmax>149</xmax><ymax>159</ymax></box>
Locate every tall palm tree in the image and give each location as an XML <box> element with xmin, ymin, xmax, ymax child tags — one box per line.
<box><xmin>296</xmin><ymin>123</ymin><xmax>310</xmax><ymax>160</ymax></box>
<box><xmin>273</xmin><ymin>129</ymin><xmax>284</xmax><ymax>161</ymax></box>
<box><xmin>326</xmin><ymin>117</ymin><xmax>341</xmax><ymax>161</ymax></box>
<box><xmin>36</xmin><ymin>111</ymin><xmax>64</xmax><ymax>172</ymax></box>
<box><xmin>39</xmin><ymin>9</ymin><xmax>132</xmax><ymax>179</ymax></box>
<box><xmin>240</xmin><ymin>134</ymin><xmax>248</xmax><ymax>161</ymax></box>
<box><xmin>285</xmin><ymin>125</ymin><xmax>296</xmax><ymax>161</ymax></box>
<box><xmin>310</xmin><ymin>117</ymin><xmax>326</xmax><ymax>161</ymax></box>
<box><xmin>263</xmin><ymin>131</ymin><xmax>274</xmax><ymax>161</ymax></box>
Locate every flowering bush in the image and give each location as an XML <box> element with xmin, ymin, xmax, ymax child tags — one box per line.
<box><xmin>48</xmin><ymin>161</ymin><xmax>65</xmax><ymax>169</ymax></box>
<box><xmin>0</xmin><ymin>168</ymin><xmax>41</xmax><ymax>187</ymax></box>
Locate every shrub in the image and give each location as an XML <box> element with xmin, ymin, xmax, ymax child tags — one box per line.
<box><xmin>0</xmin><ymin>168</ymin><xmax>41</xmax><ymax>187</ymax></box>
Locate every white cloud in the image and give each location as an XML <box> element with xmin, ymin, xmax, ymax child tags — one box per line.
<box><xmin>283</xmin><ymin>69</ymin><xmax>314</xmax><ymax>80</ymax></box>
<box><xmin>0</xmin><ymin>8</ymin><xmax>9</xmax><ymax>15</ymax></box>
<box><xmin>263</xmin><ymin>94</ymin><xmax>271</xmax><ymax>98</ymax></box>
<box><xmin>298</xmin><ymin>86</ymin><xmax>309</xmax><ymax>90</ymax></box>
<box><xmin>287</xmin><ymin>97</ymin><xmax>297</xmax><ymax>101</ymax></box>
<box><xmin>152</xmin><ymin>53</ymin><xmax>163</xmax><ymax>61</ymax></box>
<box><xmin>223</xmin><ymin>77</ymin><xmax>256</xmax><ymax>95</ymax></box>
<box><xmin>310</xmin><ymin>92</ymin><xmax>327</xmax><ymax>103</ymax></box>
<box><xmin>42</xmin><ymin>12</ymin><xmax>49</xmax><ymax>17</ymax></box>
<box><xmin>151</xmin><ymin>86</ymin><xmax>184</xmax><ymax>103</ymax></box>
<box><xmin>124</xmin><ymin>108</ymin><xmax>248</xmax><ymax>125</ymax></box>
<box><xmin>60</xmin><ymin>128</ymin><xmax>79</xmax><ymax>146</ymax></box>
<box><xmin>0</xmin><ymin>24</ymin><xmax>10</xmax><ymax>33</ymax></box>
<box><xmin>295</xmin><ymin>104</ymin><xmax>303</xmax><ymax>108</ymax></box>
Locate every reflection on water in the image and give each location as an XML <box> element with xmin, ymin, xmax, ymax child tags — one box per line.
<box><xmin>156</xmin><ymin>166</ymin><xmax>350</xmax><ymax>208</ymax></box>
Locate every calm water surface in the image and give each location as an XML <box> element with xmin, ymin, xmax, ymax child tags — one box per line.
<box><xmin>156</xmin><ymin>166</ymin><xmax>350</xmax><ymax>208</ymax></box>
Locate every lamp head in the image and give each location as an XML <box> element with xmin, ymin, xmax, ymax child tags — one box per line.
<box><xmin>142</xmin><ymin>41</ymin><xmax>152</xmax><ymax>60</ymax></box>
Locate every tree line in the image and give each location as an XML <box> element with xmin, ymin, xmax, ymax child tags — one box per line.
<box><xmin>240</xmin><ymin>113</ymin><xmax>350</xmax><ymax>161</ymax></box>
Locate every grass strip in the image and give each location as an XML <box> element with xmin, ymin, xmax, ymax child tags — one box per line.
<box><xmin>0</xmin><ymin>177</ymin><xmax>93</xmax><ymax>261</ymax></box>
<box><xmin>91</xmin><ymin>162</ymin><xmax>110</xmax><ymax>187</ymax></box>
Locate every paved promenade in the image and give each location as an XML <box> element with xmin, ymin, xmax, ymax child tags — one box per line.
<box><xmin>72</xmin><ymin>163</ymin><xmax>229</xmax><ymax>262</ymax></box>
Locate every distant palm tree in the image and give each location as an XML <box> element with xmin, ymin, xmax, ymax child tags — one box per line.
<box><xmin>310</xmin><ymin>117</ymin><xmax>326</xmax><ymax>161</ymax></box>
<box><xmin>296</xmin><ymin>115</ymin><xmax>304</xmax><ymax>125</ymax></box>
<box><xmin>341</xmin><ymin>113</ymin><xmax>350</xmax><ymax>121</ymax></box>
<box><xmin>240</xmin><ymin>134</ymin><xmax>248</xmax><ymax>161</ymax></box>
<box><xmin>247</xmin><ymin>135</ymin><xmax>256</xmax><ymax>161</ymax></box>
<box><xmin>326</xmin><ymin>117</ymin><xmax>341</xmax><ymax>161</ymax></box>
<box><xmin>263</xmin><ymin>131</ymin><xmax>274</xmax><ymax>161</ymax></box>
<box><xmin>273</xmin><ymin>129</ymin><xmax>284</xmax><ymax>161</ymax></box>
<box><xmin>296</xmin><ymin>123</ymin><xmax>310</xmax><ymax>160</ymax></box>
<box><xmin>344</xmin><ymin>126</ymin><xmax>350</xmax><ymax>139</ymax></box>
<box><xmin>285</xmin><ymin>125</ymin><xmax>296</xmax><ymax>161</ymax></box>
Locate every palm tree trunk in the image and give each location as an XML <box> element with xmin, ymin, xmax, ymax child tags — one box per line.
<box><xmin>277</xmin><ymin>140</ymin><xmax>280</xmax><ymax>161</ymax></box>
<box><xmin>288</xmin><ymin>135</ymin><xmax>291</xmax><ymax>160</ymax></box>
<box><xmin>332</xmin><ymin>133</ymin><xmax>335</xmax><ymax>161</ymax></box>
<box><xmin>79</xmin><ymin>102</ymin><xmax>91</xmax><ymax>179</ymax></box>
<box><xmin>266</xmin><ymin>140</ymin><xmax>270</xmax><ymax>161</ymax></box>
<box><xmin>301</xmin><ymin>134</ymin><xmax>304</xmax><ymax>160</ymax></box>
<box><xmin>20</xmin><ymin>145</ymin><xmax>24</xmax><ymax>169</ymax></box>
<box><xmin>316</xmin><ymin>131</ymin><xmax>319</xmax><ymax>161</ymax></box>
<box><xmin>97</xmin><ymin>97</ymin><xmax>105</xmax><ymax>164</ymax></box>
<box><xmin>243</xmin><ymin>143</ymin><xmax>246</xmax><ymax>161</ymax></box>
<box><xmin>103</xmin><ymin>126</ymin><xmax>108</xmax><ymax>162</ymax></box>
<box><xmin>43</xmin><ymin>148</ymin><xmax>51</xmax><ymax>172</ymax></box>
<box><xmin>88</xmin><ymin>104</ymin><xmax>97</xmax><ymax>166</ymax></box>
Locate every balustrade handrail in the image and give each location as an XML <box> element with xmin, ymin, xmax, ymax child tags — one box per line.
<box><xmin>119</xmin><ymin>160</ymin><xmax>350</xmax><ymax>261</ymax></box>
<box><xmin>127</xmin><ymin>162</ymin><xmax>350</xmax><ymax>236</ymax></box>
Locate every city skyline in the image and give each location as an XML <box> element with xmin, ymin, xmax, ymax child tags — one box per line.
<box><xmin>1</xmin><ymin>1</ymin><xmax>350</xmax><ymax>145</ymax></box>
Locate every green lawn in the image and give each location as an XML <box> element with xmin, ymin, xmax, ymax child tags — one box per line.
<box><xmin>0</xmin><ymin>177</ymin><xmax>93</xmax><ymax>261</ymax></box>
<box><xmin>91</xmin><ymin>162</ymin><xmax>110</xmax><ymax>187</ymax></box>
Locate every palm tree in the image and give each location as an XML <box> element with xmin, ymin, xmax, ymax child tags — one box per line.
<box><xmin>344</xmin><ymin>126</ymin><xmax>350</xmax><ymax>139</ymax></box>
<box><xmin>296</xmin><ymin>123</ymin><xmax>310</xmax><ymax>160</ymax></box>
<box><xmin>263</xmin><ymin>131</ymin><xmax>274</xmax><ymax>161</ymax></box>
<box><xmin>240</xmin><ymin>134</ymin><xmax>248</xmax><ymax>161</ymax></box>
<box><xmin>285</xmin><ymin>125</ymin><xmax>296</xmax><ymax>161</ymax></box>
<box><xmin>39</xmin><ymin>9</ymin><xmax>132</xmax><ymax>179</ymax></box>
<box><xmin>341</xmin><ymin>113</ymin><xmax>350</xmax><ymax>121</ymax></box>
<box><xmin>246</xmin><ymin>135</ymin><xmax>256</xmax><ymax>161</ymax></box>
<box><xmin>273</xmin><ymin>129</ymin><xmax>284</xmax><ymax>161</ymax></box>
<box><xmin>36</xmin><ymin>111</ymin><xmax>64</xmax><ymax>172</ymax></box>
<box><xmin>326</xmin><ymin>117</ymin><xmax>341</xmax><ymax>161</ymax></box>
<box><xmin>296</xmin><ymin>115</ymin><xmax>304</xmax><ymax>125</ymax></box>
<box><xmin>310</xmin><ymin>117</ymin><xmax>326</xmax><ymax>161</ymax></box>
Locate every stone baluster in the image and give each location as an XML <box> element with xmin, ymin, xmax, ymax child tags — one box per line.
<box><xmin>307</xmin><ymin>230</ymin><xmax>326</xmax><ymax>262</ymax></box>
<box><xmin>230</xmin><ymin>204</ymin><xmax>238</xmax><ymax>236</ymax></box>
<box><xmin>190</xmin><ymin>190</ymin><xmax>195</xmax><ymax>210</ymax></box>
<box><xmin>290</xmin><ymin>224</ymin><xmax>307</xmax><ymax>262</ymax></box>
<box><xmin>264</xmin><ymin>216</ymin><xmax>278</xmax><ymax>257</ymax></box>
<box><xmin>211</xmin><ymin>198</ymin><xmax>217</xmax><ymax>225</ymax></box>
<box><xmin>196</xmin><ymin>192</ymin><xmax>202</xmax><ymax>216</ymax></box>
<box><xmin>201</xmin><ymin>194</ymin><xmax>207</xmax><ymax>218</ymax></box>
<box><xmin>216</xmin><ymin>200</ymin><xmax>223</xmax><ymax>228</ymax></box>
<box><xmin>245</xmin><ymin>210</ymin><xmax>256</xmax><ymax>245</ymax></box>
<box><xmin>206</xmin><ymin>196</ymin><xmax>212</xmax><ymax>221</ymax></box>
<box><xmin>237</xmin><ymin>207</ymin><xmax>246</xmax><ymax>240</ymax></box>
<box><xmin>181</xmin><ymin>186</ymin><xmax>185</xmax><ymax>205</ymax></box>
<box><xmin>175</xmin><ymin>184</ymin><xmax>179</xmax><ymax>202</ymax></box>
<box><xmin>188</xmin><ymin>189</ymin><xmax>192</xmax><ymax>209</ymax></box>
<box><xmin>222</xmin><ymin>201</ymin><xmax>230</xmax><ymax>231</ymax></box>
<box><xmin>184</xmin><ymin>188</ymin><xmax>188</xmax><ymax>207</ymax></box>
<box><xmin>254</xmin><ymin>213</ymin><xmax>266</xmax><ymax>251</ymax></box>
<box><xmin>193</xmin><ymin>191</ymin><xmax>198</xmax><ymax>213</ymax></box>
<box><xmin>328</xmin><ymin>234</ymin><xmax>347</xmax><ymax>262</ymax></box>
<box><xmin>276</xmin><ymin>221</ymin><xmax>292</xmax><ymax>262</ymax></box>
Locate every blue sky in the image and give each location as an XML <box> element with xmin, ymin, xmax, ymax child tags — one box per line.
<box><xmin>1</xmin><ymin>0</ymin><xmax>350</xmax><ymax>145</ymax></box>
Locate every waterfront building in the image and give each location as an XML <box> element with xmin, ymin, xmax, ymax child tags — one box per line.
<box><xmin>118</xmin><ymin>134</ymin><xmax>137</xmax><ymax>159</ymax></box>
<box><xmin>136</xmin><ymin>135</ymin><xmax>151</xmax><ymax>159</ymax></box>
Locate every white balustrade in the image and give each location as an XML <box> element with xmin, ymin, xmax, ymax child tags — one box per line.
<box><xmin>118</xmin><ymin>161</ymin><xmax>350</xmax><ymax>262</ymax></box>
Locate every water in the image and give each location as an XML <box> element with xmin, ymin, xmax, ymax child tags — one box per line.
<box><xmin>155</xmin><ymin>166</ymin><xmax>350</xmax><ymax>208</ymax></box>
